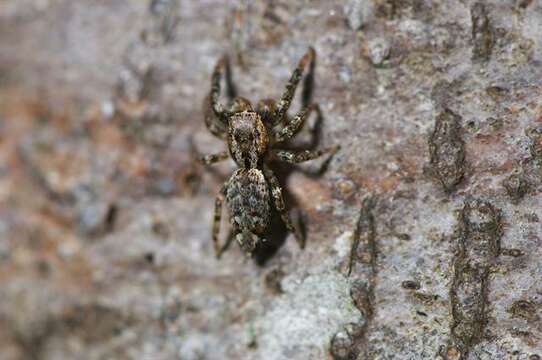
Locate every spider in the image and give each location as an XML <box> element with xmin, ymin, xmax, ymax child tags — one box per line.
<box><xmin>199</xmin><ymin>47</ymin><xmax>339</xmax><ymax>258</ymax></box>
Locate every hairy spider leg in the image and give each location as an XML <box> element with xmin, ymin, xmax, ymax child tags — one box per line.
<box><xmin>273</xmin><ymin>144</ymin><xmax>339</xmax><ymax>164</ymax></box>
<box><xmin>263</xmin><ymin>165</ymin><xmax>305</xmax><ymax>248</ymax></box>
<box><xmin>210</xmin><ymin>56</ymin><xmax>233</xmax><ymax>123</ymax></box>
<box><xmin>273</xmin><ymin>47</ymin><xmax>315</xmax><ymax>123</ymax></box>
<box><xmin>216</xmin><ymin>230</ymin><xmax>235</xmax><ymax>259</ymax></box>
<box><xmin>204</xmin><ymin>55</ymin><xmax>239</xmax><ymax>138</ymax></box>
<box><xmin>212</xmin><ymin>182</ymin><xmax>227</xmax><ymax>258</ymax></box>
<box><xmin>273</xmin><ymin>104</ymin><xmax>318</xmax><ymax>143</ymax></box>
<box><xmin>203</xmin><ymin>94</ymin><xmax>227</xmax><ymax>139</ymax></box>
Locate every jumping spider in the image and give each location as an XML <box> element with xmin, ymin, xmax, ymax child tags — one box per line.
<box><xmin>199</xmin><ymin>47</ymin><xmax>339</xmax><ymax>258</ymax></box>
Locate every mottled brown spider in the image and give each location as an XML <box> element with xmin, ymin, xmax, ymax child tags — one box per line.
<box><xmin>199</xmin><ymin>47</ymin><xmax>338</xmax><ymax>258</ymax></box>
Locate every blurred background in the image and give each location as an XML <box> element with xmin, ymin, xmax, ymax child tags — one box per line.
<box><xmin>0</xmin><ymin>1</ymin><xmax>541</xmax><ymax>359</ymax></box>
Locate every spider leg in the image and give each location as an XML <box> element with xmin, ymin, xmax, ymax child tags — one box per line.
<box><xmin>258</xmin><ymin>59</ymin><xmax>314</xmax><ymax>130</ymax></box>
<box><xmin>223</xmin><ymin>56</ymin><xmax>237</xmax><ymax>100</ymax></box>
<box><xmin>203</xmin><ymin>95</ymin><xmax>227</xmax><ymax>139</ymax></box>
<box><xmin>198</xmin><ymin>151</ymin><xmax>229</xmax><ymax>165</ymax></box>
<box><xmin>216</xmin><ymin>229</ymin><xmax>235</xmax><ymax>259</ymax></box>
<box><xmin>272</xmin><ymin>47</ymin><xmax>315</xmax><ymax>123</ymax></box>
<box><xmin>273</xmin><ymin>104</ymin><xmax>318</xmax><ymax>143</ymax></box>
<box><xmin>273</xmin><ymin>145</ymin><xmax>339</xmax><ymax>164</ymax></box>
<box><xmin>212</xmin><ymin>182</ymin><xmax>228</xmax><ymax>258</ymax></box>
<box><xmin>204</xmin><ymin>55</ymin><xmax>238</xmax><ymax>138</ymax></box>
<box><xmin>210</xmin><ymin>56</ymin><xmax>233</xmax><ymax>123</ymax></box>
<box><xmin>263</xmin><ymin>165</ymin><xmax>305</xmax><ymax>249</ymax></box>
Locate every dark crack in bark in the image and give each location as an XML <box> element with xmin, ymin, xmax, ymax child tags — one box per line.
<box><xmin>471</xmin><ymin>2</ymin><xmax>494</xmax><ymax>62</ymax></box>
<box><xmin>502</xmin><ymin>171</ymin><xmax>529</xmax><ymax>204</ymax></box>
<box><xmin>527</xmin><ymin>125</ymin><xmax>542</xmax><ymax>164</ymax></box>
<box><xmin>331</xmin><ymin>196</ymin><xmax>377</xmax><ymax>359</ymax></box>
<box><xmin>348</xmin><ymin>196</ymin><xmax>377</xmax><ymax>277</ymax></box>
<box><xmin>501</xmin><ymin>125</ymin><xmax>542</xmax><ymax>204</ymax></box>
<box><xmin>428</xmin><ymin>109</ymin><xmax>466</xmax><ymax>193</ymax></box>
<box><xmin>444</xmin><ymin>199</ymin><xmax>503</xmax><ymax>359</ymax></box>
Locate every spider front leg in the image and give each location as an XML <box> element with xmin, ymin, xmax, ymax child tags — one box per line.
<box><xmin>273</xmin><ymin>145</ymin><xmax>339</xmax><ymax>164</ymax></box>
<box><xmin>203</xmin><ymin>95</ymin><xmax>227</xmax><ymax>139</ymax></box>
<box><xmin>273</xmin><ymin>47</ymin><xmax>315</xmax><ymax>123</ymax></box>
<box><xmin>205</xmin><ymin>55</ymin><xmax>238</xmax><ymax>138</ymax></box>
<box><xmin>263</xmin><ymin>165</ymin><xmax>305</xmax><ymax>249</ymax></box>
<box><xmin>273</xmin><ymin>104</ymin><xmax>318</xmax><ymax>143</ymax></box>
<box><xmin>210</xmin><ymin>56</ymin><xmax>233</xmax><ymax>123</ymax></box>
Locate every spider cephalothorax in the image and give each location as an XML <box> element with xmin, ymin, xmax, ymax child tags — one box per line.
<box><xmin>199</xmin><ymin>47</ymin><xmax>338</xmax><ymax>258</ymax></box>
<box><xmin>228</xmin><ymin>110</ymin><xmax>268</xmax><ymax>169</ymax></box>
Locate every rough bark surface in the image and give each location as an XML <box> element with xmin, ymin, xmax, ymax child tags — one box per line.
<box><xmin>1</xmin><ymin>1</ymin><xmax>541</xmax><ymax>359</ymax></box>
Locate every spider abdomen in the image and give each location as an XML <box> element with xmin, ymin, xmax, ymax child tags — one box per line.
<box><xmin>226</xmin><ymin>168</ymin><xmax>270</xmax><ymax>235</ymax></box>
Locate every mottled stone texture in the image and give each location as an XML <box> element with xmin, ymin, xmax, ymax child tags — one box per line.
<box><xmin>1</xmin><ymin>1</ymin><xmax>542</xmax><ymax>359</ymax></box>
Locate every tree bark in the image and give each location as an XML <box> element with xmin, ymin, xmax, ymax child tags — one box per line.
<box><xmin>0</xmin><ymin>1</ymin><xmax>541</xmax><ymax>359</ymax></box>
